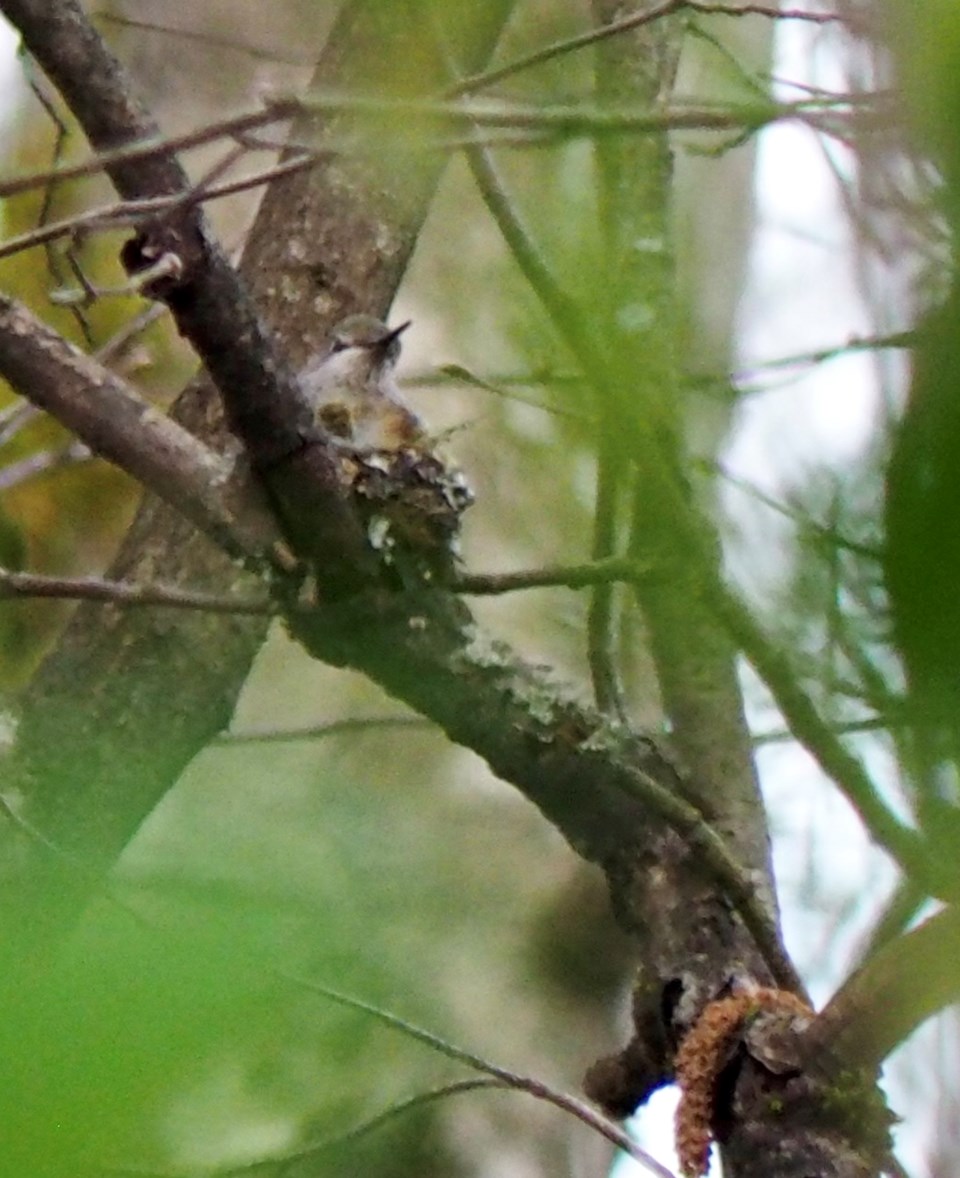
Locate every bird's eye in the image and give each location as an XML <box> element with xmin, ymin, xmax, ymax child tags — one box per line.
<box><xmin>330</xmin><ymin>339</ymin><xmax>347</xmax><ymax>353</ymax></box>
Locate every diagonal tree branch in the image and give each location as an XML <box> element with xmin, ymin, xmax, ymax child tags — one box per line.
<box><xmin>0</xmin><ymin>293</ymin><xmax>283</xmax><ymax>562</ymax></box>
<box><xmin>0</xmin><ymin>0</ymin><xmax>516</xmax><ymax>944</ymax></box>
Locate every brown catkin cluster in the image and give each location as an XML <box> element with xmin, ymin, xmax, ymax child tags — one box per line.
<box><xmin>674</xmin><ymin>987</ymin><xmax>813</xmax><ymax>1177</ymax></box>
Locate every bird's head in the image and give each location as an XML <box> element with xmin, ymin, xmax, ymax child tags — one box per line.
<box><xmin>326</xmin><ymin>314</ymin><xmax>411</xmax><ymax>370</ymax></box>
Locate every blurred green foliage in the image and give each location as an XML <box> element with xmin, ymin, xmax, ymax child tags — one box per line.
<box><xmin>884</xmin><ymin>3</ymin><xmax>960</xmax><ymax>829</ymax></box>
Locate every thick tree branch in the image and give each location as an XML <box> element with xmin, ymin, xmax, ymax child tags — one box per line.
<box><xmin>0</xmin><ymin>294</ymin><xmax>283</xmax><ymax>562</ymax></box>
<box><xmin>282</xmin><ymin>586</ymin><xmax>799</xmax><ymax>994</ymax></box>
<box><xmin>0</xmin><ymin>300</ymin><xmax>797</xmax><ymax>989</ymax></box>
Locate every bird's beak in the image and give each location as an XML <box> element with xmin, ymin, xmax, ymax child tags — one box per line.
<box><xmin>380</xmin><ymin>319</ymin><xmax>412</xmax><ymax>349</ymax></box>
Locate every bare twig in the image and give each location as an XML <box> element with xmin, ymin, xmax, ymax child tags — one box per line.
<box><xmin>50</xmin><ymin>249</ymin><xmax>183</xmax><ymax>306</ymax></box>
<box><xmin>710</xmin><ymin>461</ymin><xmax>882</xmax><ymax>561</ymax></box>
<box><xmin>0</xmin><ymin>440</ymin><xmax>90</xmax><ymax>492</ymax></box>
<box><xmin>294</xmin><ymin>91</ymin><xmax>859</xmax><ymax>139</ymax></box>
<box><xmin>411</xmin><ymin>363</ymin><xmax>590</xmax><ymax>422</ymax></box>
<box><xmin>712</xmin><ymin>585</ymin><xmax>930</xmax><ymax>883</ymax></box>
<box><xmin>25</xmin><ymin>59</ymin><xmax>96</xmax><ymax>345</ymax></box>
<box><xmin>0</xmin><ymin>98</ymin><xmax>302</xmax><ymax>200</ymax></box>
<box><xmin>736</xmin><ymin>330</ymin><xmax>914</xmax><ymax>380</ymax></box>
<box><xmin>100</xmin><ymin>1084</ymin><xmax>508</xmax><ymax>1176</ymax></box>
<box><xmin>753</xmin><ymin>714</ymin><xmax>899</xmax><ymax>745</ymax></box>
<box><xmin>0</xmin><ymin>400</ymin><xmax>41</xmax><ymax>449</ymax></box>
<box><xmin>0</xmin><ymin>153</ymin><xmax>316</xmax><ymax>263</ymax></box>
<box><xmin>454</xmin><ymin>556</ymin><xmax>648</xmax><ymax>594</ymax></box>
<box><xmin>0</xmin><ymin>93</ymin><xmax>861</xmax><ymax>203</ymax></box>
<box><xmin>446</xmin><ymin>2</ymin><xmax>848</xmax><ymax>97</ymax></box>
<box><xmin>265</xmin><ymin>970</ymin><xmax>679</xmax><ymax>1178</ymax></box>
<box><xmin>92</xmin><ymin>11</ymin><xmax>315</xmax><ymax>68</ymax></box>
<box><xmin>0</xmin><ymin>567</ymin><xmax>275</xmax><ymax>614</ymax></box>
<box><xmin>156</xmin><ymin>1081</ymin><xmax>510</xmax><ymax>1178</ymax></box>
<box><xmin>0</xmin><ymin>90</ymin><xmax>857</xmax><ymax>203</ymax></box>
<box><xmin>93</xmin><ymin>301</ymin><xmax>168</xmax><ymax>364</ymax></box>
<box><xmin>215</xmin><ymin>715</ymin><xmax>429</xmax><ymax>746</ymax></box>
<box><xmin>588</xmin><ymin>455</ymin><xmax>629</xmax><ymax>721</ymax></box>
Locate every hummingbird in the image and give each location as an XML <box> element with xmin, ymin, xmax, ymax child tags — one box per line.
<box><xmin>298</xmin><ymin>313</ymin><xmax>472</xmax><ymax>582</ymax></box>
<box><xmin>299</xmin><ymin>313</ymin><xmax>427</xmax><ymax>451</ymax></box>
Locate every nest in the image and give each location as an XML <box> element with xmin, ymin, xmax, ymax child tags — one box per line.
<box><xmin>334</xmin><ymin>444</ymin><xmax>473</xmax><ymax>586</ymax></box>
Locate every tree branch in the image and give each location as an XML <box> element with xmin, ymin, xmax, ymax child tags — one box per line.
<box><xmin>0</xmin><ymin>293</ymin><xmax>284</xmax><ymax>564</ymax></box>
<box><xmin>455</xmin><ymin>557</ymin><xmax>650</xmax><ymax>594</ymax></box>
<box><xmin>0</xmin><ymin>568</ymin><xmax>276</xmax><ymax>615</ymax></box>
<box><xmin>712</xmin><ymin>585</ymin><xmax>931</xmax><ymax>885</ymax></box>
<box><xmin>804</xmin><ymin>903</ymin><xmax>960</xmax><ymax>1071</ymax></box>
<box><xmin>447</xmin><ymin>1</ymin><xmax>847</xmax><ymax>99</ymax></box>
<box><xmin>0</xmin><ymin>152</ymin><xmax>315</xmax><ymax>263</ymax></box>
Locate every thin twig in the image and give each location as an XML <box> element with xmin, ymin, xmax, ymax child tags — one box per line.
<box><xmin>0</xmin><ymin>440</ymin><xmax>91</xmax><ymax>492</ymax></box>
<box><xmin>50</xmin><ymin>249</ymin><xmax>183</xmax><ymax>306</ymax></box>
<box><xmin>709</xmin><ymin>461</ymin><xmax>882</xmax><ymax>561</ymax></box>
<box><xmin>409</xmin><ymin>364</ymin><xmax>589</xmax><ymax>422</ymax></box>
<box><xmin>103</xmin><ymin>1081</ymin><xmax>507</xmax><ymax>1178</ymax></box>
<box><xmin>265</xmin><ymin>970</ymin><xmax>679</xmax><ymax>1178</ymax></box>
<box><xmin>93</xmin><ymin>302</ymin><xmax>169</xmax><ymax>364</ymax></box>
<box><xmin>214</xmin><ymin>716</ymin><xmax>429</xmax><ymax>746</ymax></box>
<box><xmin>0</xmin><ymin>401</ymin><xmax>41</xmax><ymax>449</ymax></box>
<box><xmin>588</xmin><ymin>453</ymin><xmax>629</xmax><ymax>722</ymax></box>
<box><xmin>0</xmin><ymin>100</ymin><xmax>302</xmax><ymax>200</ymax></box>
<box><xmin>25</xmin><ymin>58</ymin><xmax>95</xmax><ymax>345</ymax></box>
<box><xmin>0</xmin><ymin>567</ymin><xmax>275</xmax><ymax>614</ymax></box>
<box><xmin>93</xmin><ymin>11</ymin><xmax>315</xmax><ymax>67</ymax></box>
<box><xmin>0</xmin><ymin>93</ymin><xmax>861</xmax><ymax>202</ymax></box>
<box><xmin>735</xmin><ymin>330</ymin><xmax>914</xmax><ymax>379</ymax></box>
<box><xmin>713</xmin><ymin>585</ymin><xmax>930</xmax><ymax>882</ymax></box>
<box><xmin>752</xmin><ymin>714</ymin><xmax>901</xmax><ymax>745</ymax></box>
<box><xmin>454</xmin><ymin>556</ymin><xmax>649</xmax><ymax>594</ymax></box>
<box><xmin>445</xmin><ymin>1</ymin><xmax>848</xmax><ymax>97</ymax></box>
<box><xmin>0</xmin><ymin>153</ymin><xmax>316</xmax><ymax>263</ymax></box>
<box><xmin>294</xmin><ymin>91</ymin><xmax>859</xmax><ymax>139</ymax></box>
